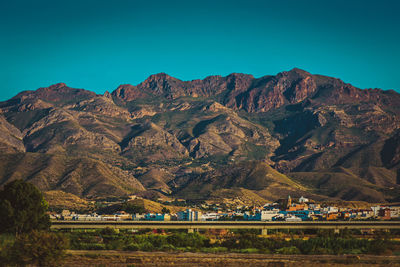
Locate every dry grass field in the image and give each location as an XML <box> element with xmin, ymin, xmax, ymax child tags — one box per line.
<box><xmin>64</xmin><ymin>250</ymin><xmax>400</xmax><ymax>267</ymax></box>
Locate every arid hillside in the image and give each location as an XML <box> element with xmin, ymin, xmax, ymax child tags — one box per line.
<box><xmin>1</xmin><ymin>69</ymin><xmax>399</xmax><ymax>203</ymax></box>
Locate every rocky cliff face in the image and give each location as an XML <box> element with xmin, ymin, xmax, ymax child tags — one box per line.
<box><xmin>112</xmin><ymin>68</ymin><xmax>399</xmax><ymax>113</ymax></box>
<box><xmin>0</xmin><ymin>115</ymin><xmax>25</xmax><ymax>153</ymax></box>
<box><xmin>1</xmin><ymin>69</ymin><xmax>400</xmax><ymax>202</ymax></box>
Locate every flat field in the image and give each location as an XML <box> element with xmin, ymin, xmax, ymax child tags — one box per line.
<box><xmin>65</xmin><ymin>250</ymin><xmax>400</xmax><ymax>267</ymax></box>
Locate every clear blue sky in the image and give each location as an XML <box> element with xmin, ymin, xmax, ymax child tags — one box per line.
<box><xmin>1</xmin><ymin>0</ymin><xmax>399</xmax><ymax>100</ymax></box>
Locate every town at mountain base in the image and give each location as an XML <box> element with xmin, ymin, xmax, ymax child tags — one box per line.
<box><xmin>0</xmin><ymin>68</ymin><xmax>399</xmax><ymax>204</ymax></box>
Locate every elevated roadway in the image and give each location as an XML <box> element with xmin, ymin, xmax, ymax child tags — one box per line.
<box><xmin>51</xmin><ymin>220</ymin><xmax>400</xmax><ymax>232</ymax></box>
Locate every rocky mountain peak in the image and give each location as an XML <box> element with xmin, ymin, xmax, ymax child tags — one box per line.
<box><xmin>47</xmin><ymin>82</ymin><xmax>67</xmax><ymax>90</ymax></box>
<box><xmin>108</xmin><ymin>69</ymin><xmax>400</xmax><ymax>113</ymax></box>
<box><xmin>103</xmin><ymin>91</ymin><xmax>111</xmax><ymax>98</ymax></box>
<box><xmin>287</xmin><ymin>67</ymin><xmax>311</xmax><ymax>76</ymax></box>
<box><xmin>226</xmin><ymin>73</ymin><xmax>254</xmax><ymax>79</ymax></box>
<box><xmin>111</xmin><ymin>84</ymin><xmax>149</xmax><ymax>101</ymax></box>
<box><xmin>140</xmin><ymin>73</ymin><xmax>180</xmax><ymax>88</ymax></box>
<box><xmin>10</xmin><ymin>83</ymin><xmax>96</xmax><ymax>105</ymax></box>
<box><xmin>137</xmin><ymin>73</ymin><xmax>184</xmax><ymax>98</ymax></box>
<box><xmin>146</xmin><ymin>72</ymin><xmax>173</xmax><ymax>80</ymax></box>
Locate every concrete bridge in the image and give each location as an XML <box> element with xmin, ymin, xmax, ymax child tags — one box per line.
<box><xmin>51</xmin><ymin>220</ymin><xmax>400</xmax><ymax>234</ymax></box>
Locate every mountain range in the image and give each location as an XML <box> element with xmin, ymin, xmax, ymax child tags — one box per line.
<box><xmin>1</xmin><ymin>68</ymin><xmax>400</xmax><ymax>204</ymax></box>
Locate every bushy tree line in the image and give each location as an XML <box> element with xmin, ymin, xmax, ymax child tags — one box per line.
<box><xmin>220</xmin><ymin>232</ymin><xmax>392</xmax><ymax>255</ymax></box>
<box><xmin>65</xmin><ymin>228</ymin><xmax>399</xmax><ymax>255</ymax></box>
<box><xmin>67</xmin><ymin>228</ymin><xmax>210</xmax><ymax>252</ymax></box>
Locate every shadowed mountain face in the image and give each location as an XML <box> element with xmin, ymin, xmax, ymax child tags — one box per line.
<box><xmin>0</xmin><ymin>69</ymin><xmax>399</xmax><ymax>202</ymax></box>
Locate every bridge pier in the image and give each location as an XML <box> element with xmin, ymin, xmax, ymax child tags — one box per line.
<box><xmin>188</xmin><ymin>228</ymin><xmax>199</xmax><ymax>233</ymax></box>
<box><xmin>261</xmin><ymin>228</ymin><xmax>268</xmax><ymax>236</ymax></box>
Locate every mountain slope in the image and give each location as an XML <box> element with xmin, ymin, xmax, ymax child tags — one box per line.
<box><xmin>172</xmin><ymin>161</ymin><xmax>310</xmax><ymax>201</ymax></box>
<box><xmin>0</xmin><ymin>152</ymin><xmax>144</xmax><ymax>198</ymax></box>
<box><xmin>0</xmin><ymin>69</ymin><xmax>399</xmax><ymax>202</ymax></box>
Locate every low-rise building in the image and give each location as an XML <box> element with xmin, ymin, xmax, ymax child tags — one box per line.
<box><xmin>177</xmin><ymin>209</ymin><xmax>202</xmax><ymax>221</ymax></box>
<box><xmin>299</xmin><ymin>196</ymin><xmax>309</xmax><ymax>203</ymax></box>
<box><xmin>201</xmin><ymin>212</ymin><xmax>223</xmax><ymax>221</ymax></box>
<box><xmin>244</xmin><ymin>210</ymin><xmax>280</xmax><ymax>221</ymax></box>
<box><xmin>61</xmin><ymin>209</ymin><xmax>76</xmax><ymax>220</ymax></box>
<box><xmin>371</xmin><ymin>206</ymin><xmax>381</xmax><ymax>217</ymax></box>
<box><xmin>132</xmin><ymin>213</ymin><xmax>145</xmax><ymax>221</ymax></box>
<box><xmin>144</xmin><ymin>213</ymin><xmax>171</xmax><ymax>221</ymax></box>
<box><xmin>379</xmin><ymin>208</ymin><xmax>391</xmax><ymax>220</ymax></box>
<box><xmin>115</xmin><ymin>211</ymin><xmax>132</xmax><ymax>220</ymax></box>
<box><xmin>390</xmin><ymin>206</ymin><xmax>400</xmax><ymax>218</ymax></box>
<box><xmin>73</xmin><ymin>214</ymin><xmax>102</xmax><ymax>221</ymax></box>
<box><xmin>325</xmin><ymin>212</ymin><xmax>339</xmax><ymax>221</ymax></box>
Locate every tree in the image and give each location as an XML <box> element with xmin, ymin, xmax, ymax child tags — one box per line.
<box><xmin>161</xmin><ymin>207</ymin><xmax>170</xmax><ymax>214</ymax></box>
<box><xmin>6</xmin><ymin>230</ymin><xmax>69</xmax><ymax>267</ymax></box>
<box><xmin>122</xmin><ymin>202</ymin><xmax>146</xmax><ymax>214</ymax></box>
<box><xmin>0</xmin><ymin>179</ymin><xmax>50</xmax><ymax>235</ymax></box>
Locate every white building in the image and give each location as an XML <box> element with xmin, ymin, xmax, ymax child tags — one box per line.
<box><xmin>201</xmin><ymin>212</ymin><xmax>222</xmax><ymax>221</ymax></box>
<box><xmin>322</xmin><ymin>206</ymin><xmax>338</xmax><ymax>213</ymax></box>
<box><xmin>299</xmin><ymin>196</ymin><xmax>309</xmax><ymax>203</ymax></box>
<box><xmin>260</xmin><ymin>210</ymin><xmax>280</xmax><ymax>221</ymax></box>
<box><xmin>74</xmin><ymin>214</ymin><xmax>103</xmax><ymax>221</ymax></box>
<box><xmin>371</xmin><ymin>206</ymin><xmax>381</xmax><ymax>217</ymax></box>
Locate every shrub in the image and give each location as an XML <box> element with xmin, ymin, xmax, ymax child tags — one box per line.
<box><xmin>161</xmin><ymin>244</ymin><xmax>175</xmax><ymax>252</ymax></box>
<box><xmin>347</xmin><ymin>249</ymin><xmax>363</xmax><ymax>255</ymax></box>
<box><xmin>183</xmin><ymin>246</ymin><xmax>197</xmax><ymax>252</ymax></box>
<box><xmin>201</xmin><ymin>247</ymin><xmax>228</xmax><ymax>253</ymax></box>
<box><xmin>106</xmin><ymin>239</ymin><xmax>125</xmax><ymax>250</ymax></box>
<box><xmin>124</xmin><ymin>243</ymin><xmax>140</xmax><ymax>251</ymax></box>
<box><xmin>138</xmin><ymin>241</ymin><xmax>155</xmax><ymax>251</ymax></box>
<box><xmin>166</xmin><ymin>232</ymin><xmax>208</xmax><ymax>248</ymax></box>
<box><xmin>240</xmin><ymin>248</ymin><xmax>259</xmax><ymax>253</ymax></box>
<box><xmin>79</xmin><ymin>243</ymin><xmax>106</xmax><ymax>250</ymax></box>
<box><xmin>6</xmin><ymin>230</ymin><xmax>69</xmax><ymax>266</ymax></box>
<box><xmin>367</xmin><ymin>239</ymin><xmax>389</xmax><ymax>255</ymax></box>
<box><xmin>147</xmin><ymin>234</ymin><xmax>167</xmax><ymax>248</ymax></box>
<box><xmin>100</xmin><ymin>227</ymin><xmax>117</xmax><ymax>235</ymax></box>
<box><xmin>275</xmin><ymin>246</ymin><xmax>301</xmax><ymax>255</ymax></box>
